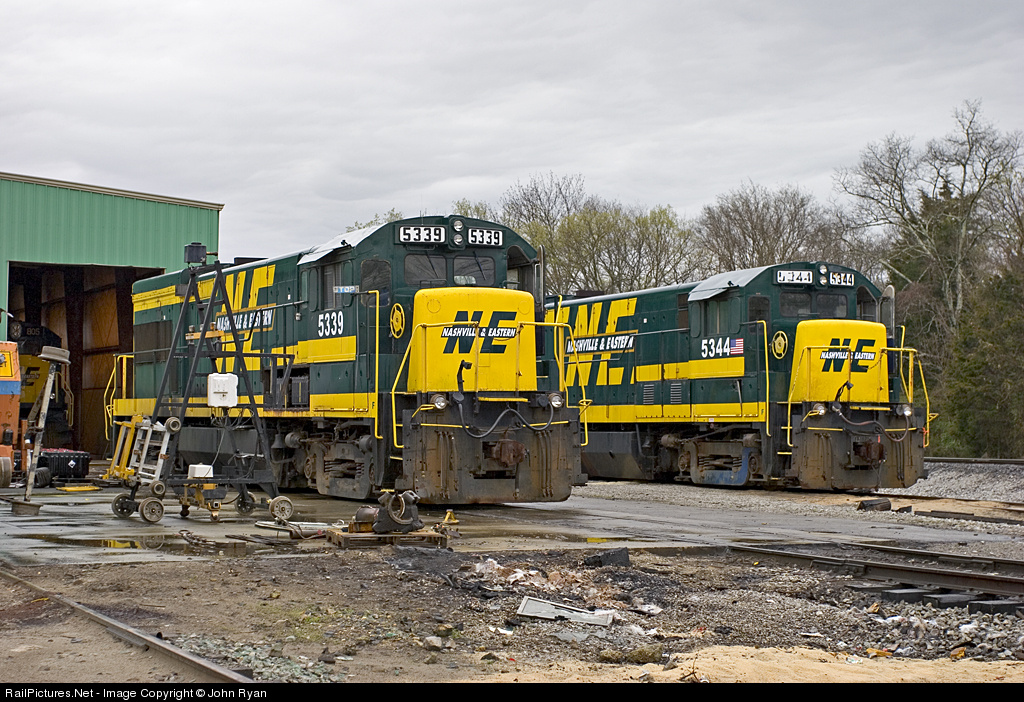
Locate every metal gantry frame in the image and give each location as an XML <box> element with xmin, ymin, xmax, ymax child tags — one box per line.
<box><xmin>111</xmin><ymin>258</ymin><xmax>295</xmax><ymax>523</ymax></box>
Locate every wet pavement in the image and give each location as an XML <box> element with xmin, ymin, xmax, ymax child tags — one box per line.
<box><xmin>2</xmin><ymin>483</ymin><xmax>1020</xmax><ymax>567</ymax></box>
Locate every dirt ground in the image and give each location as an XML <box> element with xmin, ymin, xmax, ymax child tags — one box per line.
<box><xmin>3</xmin><ymin>542</ymin><xmax>1024</xmax><ymax>683</ymax></box>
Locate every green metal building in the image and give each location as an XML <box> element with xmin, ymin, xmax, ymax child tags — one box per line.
<box><xmin>0</xmin><ymin>171</ymin><xmax>222</xmax><ymax>457</ymax></box>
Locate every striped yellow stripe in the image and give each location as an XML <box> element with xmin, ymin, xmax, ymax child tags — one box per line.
<box><xmin>133</xmin><ymin>285</ymin><xmax>183</xmax><ymax>312</ymax></box>
<box><xmin>633</xmin><ymin>357</ymin><xmax>744</xmax><ymax>382</ymax></box>
<box><xmin>114</xmin><ymin>392</ymin><xmax>376</xmax><ymax>420</ymax></box>
<box><xmin>585</xmin><ymin>401</ymin><xmax>766</xmax><ymax>423</ymax></box>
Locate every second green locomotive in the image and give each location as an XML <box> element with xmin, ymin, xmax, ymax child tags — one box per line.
<box><xmin>548</xmin><ymin>262</ymin><xmax>931</xmax><ymax>490</ymax></box>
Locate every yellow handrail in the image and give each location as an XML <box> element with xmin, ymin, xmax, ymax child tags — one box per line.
<box><xmin>784</xmin><ymin>343</ymin><xmax>921</xmax><ymax>448</ymax></box>
<box><xmin>917</xmin><ymin>356</ymin><xmax>936</xmax><ymax>448</ymax></box>
<box><xmin>390</xmin><ymin>319</ymin><xmax>586</xmax><ymax>449</ymax></box>
<box><xmin>367</xmin><ymin>290</ymin><xmax>381</xmax><ymax>440</ymax></box>
<box><xmin>103</xmin><ymin>353</ymin><xmax>135</xmax><ymax>440</ymax></box>
<box><xmin>758</xmin><ymin>320</ymin><xmax>770</xmax><ymax>438</ymax></box>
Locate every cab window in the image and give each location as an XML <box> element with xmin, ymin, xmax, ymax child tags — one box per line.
<box><xmin>454</xmin><ymin>255</ymin><xmax>495</xmax><ymax>286</ymax></box>
<box><xmin>856</xmin><ymin>286</ymin><xmax>877</xmax><ymax>321</ymax></box>
<box><xmin>360</xmin><ymin>259</ymin><xmax>391</xmax><ymax>307</ymax></box>
<box><xmin>780</xmin><ymin>292</ymin><xmax>811</xmax><ymax>317</ymax></box>
<box><xmin>748</xmin><ymin>296</ymin><xmax>769</xmax><ymax>323</ymax></box>
<box><xmin>404</xmin><ymin>254</ymin><xmax>447</xmax><ymax>287</ymax></box>
<box><xmin>817</xmin><ymin>293</ymin><xmax>848</xmax><ymax>318</ymax></box>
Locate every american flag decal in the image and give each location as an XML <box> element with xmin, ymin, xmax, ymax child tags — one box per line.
<box><xmin>730</xmin><ymin>338</ymin><xmax>744</xmax><ymax>355</ymax></box>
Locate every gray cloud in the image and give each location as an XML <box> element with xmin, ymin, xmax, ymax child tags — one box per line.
<box><xmin>3</xmin><ymin>1</ymin><xmax>1023</xmax><ymax>261</ymax></box>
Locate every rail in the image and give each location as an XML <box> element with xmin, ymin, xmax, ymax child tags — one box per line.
<box><xmin>0</xmin><ymin>565</ymin><xmax>252</xmax><ymax>682</ymax></box>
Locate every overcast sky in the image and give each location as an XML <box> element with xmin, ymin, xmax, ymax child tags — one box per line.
<box><xmin>3</xmin><ymin>1</ymin><xmax>1023</xmax><ymax>261</ymax></box>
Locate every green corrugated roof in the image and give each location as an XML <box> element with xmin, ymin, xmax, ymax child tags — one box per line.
<box><xmin>0</xmin><ymin>171</ymin><xmax>221</xmax><ymax>328</ymax></box>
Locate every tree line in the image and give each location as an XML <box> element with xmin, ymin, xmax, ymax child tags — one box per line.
<box><xmin>353</xmin><ymin>101</ymin><xmax>1024</xmax><ymax>458</ymax></box>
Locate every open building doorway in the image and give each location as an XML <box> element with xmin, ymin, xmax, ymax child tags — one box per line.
<box><xmin>6</xmin><ymin>262</ymin><xmax>161</xmax><ymax>459</ymax></box>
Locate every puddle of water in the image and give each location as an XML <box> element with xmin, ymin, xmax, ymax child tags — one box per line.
<box><xmin>22</xmin><ymin>532</ymin><xmax>280</xmax><ymax>557</ymax></box>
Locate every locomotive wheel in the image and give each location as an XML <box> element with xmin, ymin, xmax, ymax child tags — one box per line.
<box><xmin>236</xmin><ymin>498</ymin><xmax>256</xmax><ymax>516</ymax></box>
<box><xmin>149</xmin><ymin>480</ymin><xmax>167</xmax><ymax>498</ymax></box>
<box><xmin>268</xmin><ymin>495</ymin><xmax>294</xmax><ymax>520</ymax></box>
<box><xmin>138</xmin><ymin>497</ymin><xmax>165</xmax><ymax>524</ymax></box>
<box><xmin>111</xmin><ymin>492</ymin><xmax>135</xmax><ymax>518</ymax></box>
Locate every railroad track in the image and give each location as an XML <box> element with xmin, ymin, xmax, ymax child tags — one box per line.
<box><xmin>0</xmin><ymin>563</ymin><xmax>252</xmax><ymax>683</ymax></box>
<box><xmin>732</xmin><ymin>541</ymin><xmax>1024</xmax><ymax>599</ymax></box>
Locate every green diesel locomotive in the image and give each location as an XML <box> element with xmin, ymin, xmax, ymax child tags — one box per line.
<box><xmin>548</xmin><ymin>262</ymin><xmax>931</xmax><ymax>490</ymax></box>
<box><xmin>110</xmin><ymin>215</ymin><xmax>585</xmax><ymax>511</ymax></box>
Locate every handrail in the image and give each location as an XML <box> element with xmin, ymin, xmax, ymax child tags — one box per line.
<box><xmin>535</xmin><ymin>320</ymin><xmax>589</xmax><ymax>446</ymax></box>
<box><xmin>391</xmin><ymin>321</ymin><xmax>472</xmax><ymax>449</ymax></box>
<box><xmin>391</xmin><ymin>319</ymin><xmax>585</xmax><ymax>449</ymax></box>
<box><xmin>366</xmin><ymin>290</ymin><xmax>382</xmax><ymax>440</ymax></box>
<box><xmin>784</xmin><ymin>343</ymin><xmax>920</xmax><ymax>448</ymax></box>
<box><xmin>917</xmin><ymin>355</ymin><xmax>935</xmax><ymax>448</ymax></box>
<box><xmin>103</xmin><ymin>353</ymin><xmax>135</xmax><ymax>440</ymax></box>
<box><xmin>757</xmin><ymin>320</ymin><xmax>770</xmax><ymax>437</ymax></box>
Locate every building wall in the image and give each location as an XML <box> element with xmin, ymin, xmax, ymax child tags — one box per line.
<box><xmin>0</xmin><ymin>173</ymin><xmax>222</xmax><ymax>330</ymax></box>
<box><xmin>1</xmin><ymin>172</ymin><xmax>223</xmax><ymax>456</ymax></box>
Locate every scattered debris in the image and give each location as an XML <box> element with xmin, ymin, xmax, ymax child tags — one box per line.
<box><xmin>516</xmin><ymin>596</ymin><xmax>614</xmax><ymax>626</ymax></box>
<box><xmin>225</xmin><ymin>533</ymin><xmax>297</xmax><ymax>547</ymax></box>
<box><xmin>254</xmin><ymin>519</ymin><xmax>336</xmax><ymax>539</ymax></box>
<box><xmin>583</xmin><ymin>547</ymin><xmax>630</xmax><ymax>568</ymax></box>
<box><xmin>857</xmin><ymin>498</ymin><xmax>891</xmax><ymax>512</ymax></box>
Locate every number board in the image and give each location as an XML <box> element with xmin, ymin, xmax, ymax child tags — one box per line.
<box><xmin>829</xmin><ymin>272</ymin><xmax>855</xmax><ymax>287</ymax></box>
<box><xmin>467</xmin><ymin>228</ymin><xmax>503</xmax><ymax>246</ymax></box>
<box><xmin>776</xmin><ymin>270</ymin><xmax>813</xmax><ymax>284</ymax></box>
<box><xmin>398</xmin><ymin>226</ymin><xmax>446</xmax><ymax>244</ymax></box>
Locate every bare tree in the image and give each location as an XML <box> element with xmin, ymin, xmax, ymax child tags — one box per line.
<box><xmin>694</xmin><ymin>181</ymin><xmax>850</xmax><ymax>274</ymax></box>
<box><xmin>543</xmin><ymin>202</ymin><xmax>698</xmax><ymax>296</ymax></box>
<box><xmin>835</xmin><ymin>101</ymin><xmax>1023</xmax><ymax>334</ymax></box>
<box><xmin>499</xmin><ymin>172</ymin><xmax>596</xmax><ymax>232</ymax></box>
<box><xmin>450</xmin><ymin>198</ymin><xmax>499</xmax><ymax>221</ymax></box>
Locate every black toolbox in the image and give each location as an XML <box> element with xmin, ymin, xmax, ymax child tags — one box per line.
<box><xmin>39</xmin><ymin>449</ymin><xmax>91</xmax><ymax>479</ymax></box>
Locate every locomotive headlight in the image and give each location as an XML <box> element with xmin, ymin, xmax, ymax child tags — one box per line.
<box><xmin>452</xmin><ymin>233</ymin><xmax>464</xmax><ymax>245</ymax></box>
<box><xmin>897</xmin><ymin>404</ymin><xmax>912</xmax><ymax>417</ymax></box>
<box><xmin>548</xmin><ymin>393</ymin><xmax>564</xmax><ymax>409</ymax></box>
<box><xmin>819</xmin><ymin>264</ymin><xmax>828</xmax><ymax>275</ymax></box>
<box><xmin>451</xmin><ymin>218</ymin><xmax>465</xmax><ymax>232</ymax></box>
<box><xmin>819</xmin><ymin>276</ymin><xmax>827</xmax><ymax>286</ymax></box>
<box><xmin>430</xmin><ymin>393</ymin><xmax>448</xmax><ymax>411</ymax></box>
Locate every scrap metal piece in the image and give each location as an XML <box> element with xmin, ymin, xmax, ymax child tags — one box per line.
<box><xmin>373</xmin><ymin>490</ymin><xmax>424</xmax><ymax>534</ymax></box>
<box><xmin>516</xmin><ymin>596</ymin><xmax>614</xmax><ymax>626</ymax></box>
<box><xmin>857</xmin><ymin>498</ymin><xmax>891</xmax><ymax>512</ymax></box>
<box><xmin>254</xmin><ymin>519</ymin><xmax>335</xmax><ymax>539</ymax></box>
